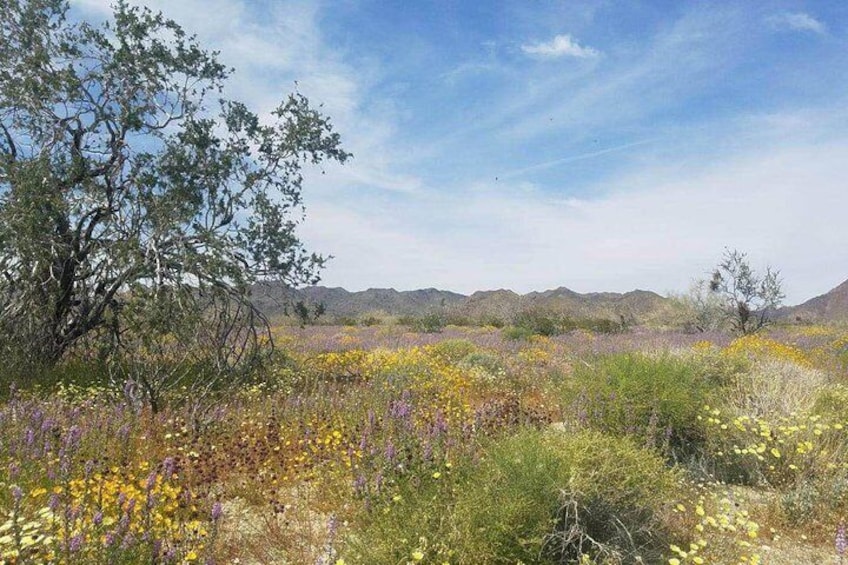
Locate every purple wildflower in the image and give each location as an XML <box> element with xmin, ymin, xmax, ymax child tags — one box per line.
<box><xmin>68</xmin><ymin>534</ymin><xmax>83</xmax><ymax>553</ymax></box>
<box><xmin>211</xmin><ymin>501</ymin><xmax>223</xmax><ymax>522</ymax></box>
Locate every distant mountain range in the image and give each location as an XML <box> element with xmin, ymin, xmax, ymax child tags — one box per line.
<box><xmin>252</xmin><ymin>277</ymin><xmax>848</xmax><ymax>326</ymax></box>
<box><xmin>251</xmin><ymin>283</ymin><xmax>669</xmax><ymax>324</ymax></box>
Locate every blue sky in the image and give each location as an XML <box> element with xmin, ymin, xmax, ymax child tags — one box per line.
<box><xmin>72</xmin><ymin>0</ymin><xmax>848</xmax><ymax>303</ymax></box>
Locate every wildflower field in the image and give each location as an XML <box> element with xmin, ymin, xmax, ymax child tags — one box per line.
<box><xmin>3</xmin><ymin>324</ymin><xmax>848</xmax><ymax>564</ymax></box>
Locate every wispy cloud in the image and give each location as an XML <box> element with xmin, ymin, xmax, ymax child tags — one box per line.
<box><xmin>769</xmin><ymin>12</ymin><xmax>827</xmax><ymax>35</ymax></box>
<box><xmin>520</xmin><ymin>34</ymin><xmax>600</xmax><ymax>59</ymax></box>
<box><xmin>498</xmin><ymin>139</ymin><xmax>657</xmax><ymax>180</ymax></box>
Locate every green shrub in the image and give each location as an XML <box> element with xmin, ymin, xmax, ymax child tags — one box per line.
<box><xmin>399</xmin><ymin>313</ymin><xmax>447</xmax><ymax>333</ymax></box>
<box><xmin>459</xmin><ymin>351</ymin><xmax>504</xmax><ymax>376</ymax></box>
<box><xmin>512</xmin><ymin>310</ymin><xmax>560</xmax><ymax>336</ymax></box>
<box><xmin>452</xmin><ymin>430</ymin><xmax>682</xmax><ymax>564</ymax></box>
<box><xmin>503</xmin><ymin>326</ymin><xmax>536</xmax><ymax>341</ymax></box>
<box><xmin>341</xmin><ymin>461</ymin><xmax>462</xmax><ymax>564</ymax></box>
<box><xmin>506</xmin><ymin>310</ymin><xmax>625</xmax><ymax>338</ymax></box>
<box><xmin>335</xmin><ymin>315</ymin><xmax>359</xmax><ymax>326</ymax></box>
<box><xmin>564</xmin><ymin>353</ymin><xmax>722</xmax><ymax>460</ymax></box>
<box><xmin>359</xmin><ymin>315</ymin><xmax>383</xmax><ymax>326</ymax></box>
<box><xmin>428</xmin><ymin>339</ymin><xmax>479</xmax><ymax>362</ymax></box>
<box><xmin>342</xmin><ymin>430</ymin><xmax>681</xmax><ymax>564</ymax></box>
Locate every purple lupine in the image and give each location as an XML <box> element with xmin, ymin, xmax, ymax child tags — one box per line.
<box><xmin>163</xmin><ymin>457</ymin><xmax>176</xmax><ymax>478</ymax></box>
<box><xmin>353</xmin><ymin>475</ymin><xmax>366</xmax><ymax>495</ymax></box>
<box><xmin>68</xmin><ymin>534</ymin><xmax>84</xmax><ymax>553</ymax></box>
<box><xmin>837</xmin><ymin>521</ymin><xmax>847</xmax><ymax>561</ymax></box>
<box><xmin>423</xmin><ymin>440</ymin><xmax>433</xmax><ymax>462</ymax></box>
<box><xmin>145</xmin><ymin>470</ymin><xmax>158</xmax><ymax>491</ymax></box>
<box><xmin>10</xmin><ymin>485</ymin><xmax>23</xmax><ymax>504</ymax></box>
<box><xmin>327</xmin><ymin>514</ymin><xmax>338</xmax><ymax>539</ymax></box>
<box><xmin>211</xmin><ymin>501</ymin><xmax>223</xmax><ymax>522</ymax></box>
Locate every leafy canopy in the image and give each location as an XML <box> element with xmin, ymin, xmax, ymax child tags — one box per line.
<box><xmin>0</xmin><ymin>0</ymin><xmax>350</xmax><ymax>364</ymax></box>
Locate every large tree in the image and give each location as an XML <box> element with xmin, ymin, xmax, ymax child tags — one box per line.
<box><xmin>0</xmin><ymin>0</ymin><xmax>349</xmax><ymax>364</ymax></box>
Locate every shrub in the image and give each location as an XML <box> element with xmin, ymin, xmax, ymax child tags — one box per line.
<box><xmin>724</xmin><ymin>358</ymin><xmax>828</xmax><ymax>420</ymax></box>
<box><xmin>563</xmin><ymin>353</ymin><xmax>724</xmax><ymax>460</ymax></box>
<box><xmin>398</xmin><ymin>313</ymin><xmax>447</xmax><ymax>333</ymax></box>
<box><xmin>427</xmin><ymin>339</ymin><xmax>479</xmax><ymax>363</ymax></box>
<box><xmin>512</xmin><ymin>310</ymin><xmax>561</xmax><ymax>336</ymax></box>
<box><xmin>459</xmin><ymin>351</ymin><xmax>505</xmax><ymax>376</ymax></box>
<box><xmin>452</xmin><ymin>430</ymin><xmax>682</xmax><ymax>564</ymax></box>
<box><xmin>503</xmin><ymin>326</ymin><xmax>537</xmax><ymax>341</ymax></box>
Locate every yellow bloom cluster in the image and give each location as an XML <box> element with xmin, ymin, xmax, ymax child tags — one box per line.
<box><xmin>0</xmin><ymin>463</ymin><xmax>206</xmax><ymax>563</ymax></box>
<box><xmin>700</xmin><ymin>405</ymin><xmax>847</xmax><ymax>487</ymax></box>
<box><xmin>723</xmin><ymin>335</ymin><xmax>811</xmax><ymax>367</ymax></box>
<box><xmin>671</xmin><ymin>487</ymin><xmax>766</xmax><ymax>565</ymax></box>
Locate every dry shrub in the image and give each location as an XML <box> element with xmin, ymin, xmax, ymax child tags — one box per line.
<box><xmin>726</xmin><ymin>358</ymin><xmax>829</xmax><ymax>420</ymax></box>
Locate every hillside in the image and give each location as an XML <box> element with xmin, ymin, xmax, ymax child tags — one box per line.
<box><xmin>780</xmin><ymin>278</ymin><xmax>848</xmax><ymax>323</ymax></box>
<box><xmin>251</xmin><ymin>283</ymin><xmax>466</xmax><ymax>319</ymax></box>
<box><xmin>253</xmin><ymin>282</ymin><xmax>670</xmax><ymax>324</ymax></box>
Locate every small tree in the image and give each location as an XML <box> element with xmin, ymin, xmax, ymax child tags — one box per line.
<box><xmin>709</xmin><ymin>249</ymin><xmax>784</xmax><ymax>335</ymax></box>
<box><xmin>0</xmin><ymin>0</ymin><xmax>350</xmax><ymax>367</ymax></box>
<box><xmin>670</xmin><ymin>279</ymin><xmax>727</xmax><ymax>333</ymax></box>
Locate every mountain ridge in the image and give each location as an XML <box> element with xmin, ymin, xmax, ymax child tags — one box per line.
<box><xmin>779</xmin><ymin>278</ymin><xmax>848</xmax><ymax>323</ymax></box>
<box><xmin>252</xmin><ymin>282</ymin><xmax>670</xmax><ymax>323</ymax></box>
<box><xmin>253</xmin><ymin>277</ymin><xmax>848</xmax><ymax>325</ymax></box>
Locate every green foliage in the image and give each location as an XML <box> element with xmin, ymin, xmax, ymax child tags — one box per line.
<box><xmin>564</xmin><ymin>353</ymin><xmax>725</xmax><ymax>459</ymax></box>
<box><xmin>427</xmin><ymin>339</ymin><xmax>478</xmax><ymax>362</ymax></box>
<box><xmin>812</xmin><ymin>384</ymin><xmax>848</xmax><ymax>422</ymax></box>
<box><xmin>459</xmin><ymin>351</ymin><xmax>505</xmax><ymax>376</ymax></box>
<box><xmin>344</xmin><ymin>430</ymin><xmax>681</xmax><ymax>564</ymax></box>
<box><xmin>288</xmin><ymin>300</ymin><xmax>326</xmax><ymax>327</ymax></box>
<box><xmin>513</xmin><ymin>310</ymin><xmax>561</xmax><ymax>336</ymax></box>
<box><xmin>398</xmin><ymin>312</ymin><xmax>448</xmax><ymax>333</ymax></box>
<box><xmin>452</xmin><ymin>430</ymin><xmax>681</xmax><ymax>564</ymax></box>
<box><xmin>0</xmin><ymin>0</ymin><xmax>349</xmax><ymax>366</ymax></box>
<box><xmin>506</xmin><ymin>309</ymin><xmax>624</xmax><ymax>339</ymax></box>
<box><xmin>502</xmin><ymin>325</ymin><xmax>538</xmax><ymax>340</ymax></box>
<box><xmin>343</xmin><ymin>465</ymin><xmax>461</xmax><ymax>564</ymax></box>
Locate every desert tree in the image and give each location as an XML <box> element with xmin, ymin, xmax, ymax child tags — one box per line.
<box><xmin>670</xmin><ymin>279</ymin><xmax>727</xmax><ymax>333</ymax></box>
<box><xmin>709</xmin><ymin>249</ymin><xmax>784</xmax><ymax>335</ymax></box>
<box><xmin>0</xmin><ymin>0</ymin><xmax>350</xmax><ymax>368</ymax></box>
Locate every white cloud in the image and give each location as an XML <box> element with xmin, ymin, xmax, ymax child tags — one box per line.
<box><xmin>769</xmin><ymin>12</ymin><xmax>827</xmax><ymax>35</ymax></box>
<box><xmin>303</xmin><ymin>138</ymin><xmax>848</xmax><ymax>304</ymax></box>
<box><xmin>521</xmin><ymin>34</ymin><xmax>600</xmax><ymax>59</ymax></box>
<box><xmin>69</xmin><ymin>0</ymin><xmax>419</xmax><ymax>195</ymax></box>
